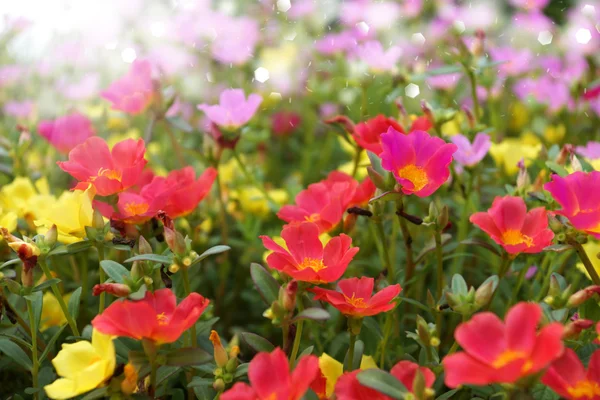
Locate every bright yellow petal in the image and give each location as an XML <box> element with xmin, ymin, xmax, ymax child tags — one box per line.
<box><xmin>52</xmin><ymin>341</ymin><xmax>99</xmax><ymax>379</ymax></box>
<box><xmin>71</xmin><ymin>359</ymin><xmax>109</xmax><ymax>395</ymax></box>
<box><xmin>359</xmin><ymin>355</ymin><xmax>378</xmax><ymax>370</ymax></box>
<box><xmin>92</xmin><ymin>329</ymin><xmax>116</xmax><ymax>377</ymax></box>
<box><xmin>319</xmin><ymin>353</ymin><xmax>343</xmax><ymax>397</ymax></box>
<box><xmin>44</xmin><ymin>378</ymin><xmax>79</xmax><ymax>399</ymax></box>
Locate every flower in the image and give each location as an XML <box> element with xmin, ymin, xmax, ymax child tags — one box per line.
<box><xmin>100</xmin><ymin>59</ymin><xmax>154</xmax><ymax>115</ymax></box>
<box><xmin>576</xmin><ymin>240</ymin><xmax>600</xmax><ymax>281</ymax></box>
<box><xmin>4</xmin><ymin>100</ymin><xmax>34</xmax><ymax>119</ymax></box>
<box><xmin>442</xmin><ymin>302</ymin><xmax>564</xmax><ymax>387</ymax></box>
<box><xmin>542</xmin><ymin>348</ymin><xmax>600</xmax><ymax>399</ymax></box>
<box><xmin>335</xmin><ymin>361</ymin><xmax>434</xmax><ymax>400</ymax></box>
<box><xmin>41</xmin><ymin>292</ymin><xmax>71</xmax><ymax>331</ymax></box>
<box><xmin>35</xmin><ymin>185</ymin><xmax>95</xmax><ymax>244</ymax></box>
<box><xmin>0</xmin><ymin>177</ymin><xmax>54</xmax><ymax>222</ymax></box>
<box><xmin>44</xmin><ymin>329</ymin><xmax>116</xmax><ymax>399</ymax></box>
<box><xmin>576</xmin><ymin>141</ymin><xmax>600</xmax><ymax>160</ymax></box>
<box><xmin>489</xmin><ymin>139</ymin><xmax>542</xmax><ymax>175</ymax></box>
<box><xmin>92</xmin><ymin>288</ymin><xmax>209</xmax><ymax>345</ymax></box>
<box><xmin>311</xmin><ymin>277</ymin><xmax>401</xmax><ymax>317</ymax></box>
<box><xmin>311</xmin><ymin>353</ymin><xmax>377</xmax><ymax>399</ymax></box>
<box><xmin>272</xmin><ymin>111</ymin><xmax>301</xmax><ymax>136</ymax></box>
<box><xmin>260</xmin><ymin>221</ymin><xmax>358</xmax><ymax>284</ymax></box>
<box><xmin>450</xmin><ymin>133</ymin><xmax>491</xmax><ymax>167</ymax></box>
<box><xmin>210</xmin><ymin>15</ymin><xmax>259</xmax><ymax>65</ymax></box>
<box><xmin>221</xmin><ymin>348</ymin><xmax>319</xmax><ymax>400</ymax></box>
<box><xmin>139</xmin><ymin>166</ymin><xmax>217</xmax><ymax>218</ymax></box>
<box><xmin>102</xmin><ymin>191</ymin><xmax>167</xmax><ymax>224</ymax></box>
<box><xmin>37</xmin><ymin>112</ymin><xmax>96</xmax><ymax>154</ymax></box>
<box><xmin>470</xmin><ymin>196</ymin><xmax>554</xmax><ymax>254</ymax></box>
<box><xmin>277</xmin><ymin>171</ymin><xmax>374</xmax><ymax>233</ymax></box>
<box><xmin>58</xmin><ymin>137</ymin><xmax>147</xmax><ymax>196</ymax></box>
<box><xmin>544</xmin><ymin>171</ymin><xmax>600</xmax><ymax>239</ymax></box>
<box><xmin>352</xmin><ymin>115</ymin><xmax>405</xmax><ymax>155</ymax></box>
<box><xmin>355</xmin><ymin>41</ymin><xmax>403</xmax><ymax>73</ymax></box>
<box><xmin>380</xmin><ymin>129</ymin><xmax>457</xmax><ymax>197</ymax></box>
<box><xmin>197</xmin><ymin>89</ymin><xmax>262</xmax><ymax>130</ymax></box>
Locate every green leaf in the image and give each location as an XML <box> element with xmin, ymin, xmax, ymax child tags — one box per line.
<box><xmin>543</xmin><ymin>244</ymin><xmax>572</xmax><ymax>253</ymax></box>
<box><xmin>68</xmin><ymin>287</ymin><xmax>82</xmax><ymax>320</ymax></box>
<box><xmin>459</xmin><ymin>238</ymin><xmax>500</xmax><ymax>257</ymax></box>
<box><xmin>0</xmin><ymin>338</ymin><xmax>33</xmax><ymax>370</ymax></box>
<box><xmin>0</xmin><ymin>258</ymin><xmax>20</xmax><ymax>270</ymax></box>
<box><xmin>292</xmin><ymin>308</ymin><xmax>330</xmax><ymax>322</ymax></box>
<box><xmin>356</xmin><ymin>369</ymin><xmax>408</xmax><ymax>399</ymax></box>
<box><xmin>367</xmin><ymin>151</ymin><xmax>385</xmax><ymax>176</ymax></box>
<box><xmin>250</xmin><ymin>263</ymin><xmax>280</xmax><ymax>305</ymax></box>
<box><xmin>128</xmin><ymin>284</ymin><xmax>147</xmax><ymax>301</ymax></box>
<box><xmin>546</xmin><ymin>161</ymin><xmax>568</xmax><ymax>177</ymax></box>
<box><xmin>344</xmin><ymin>340</ymin><xmax>364</xmax><ymax>371</ymax></box>
<box><xmin>302</xmin><ymin>389</ymin><xmax>320</xmax><ymax>400</ymax></box>
<box><xmin>33</xmin><ymin>278</ymin><xmax>61</xmax><ymax>292</ymax></box>
<box><xmin>167</xmin><ymin>116</ymin><xmax>194</xmax><ymax>133</ymax></box>
<box><xmin>31</xmin><ymin>291</ymin><xmax>43</xmax><ymax>331</ymax></box>
<box><xmin>47</xmin><ymin>245</ymin><xmax>68</xmax><ymax>256</ymax></box>
<box><xmin>100</xmin><ymin>260</ymin><xmax>130</xmax><ymax>284</ymax></box>
<box><xmin>187</xmin><ymin>376</ymin><xmax>215</xmax><ymax>388</ymax></box>
<box><xmin>39</xmin><ymin>325</ymin><xmax>67</xmax><ymax>363</ymax></box>
<box><xmin>240</xmin><ymin>332</ymin><xmax>275</xmax><ymax>353</ymax></box>
<box><xmin>298</xmin><ymin>346</ymin><xmax>314</xmax><ymax>359</ymax></box>
<box><xmin>2</xmin><ymin>277</ymin><xmax>21</xmax><ymax>294</ymax></box>
<box><xmin>436</xmin><ymin>389</ymin><xmax>460</xmax><ymax>399</ymax></box>
<box><xmin>233</xmin><ymin>363</ymin><xmax>249</xmax><ymax>378</ymax></box>
<box><xmin>124</xmin><ymin>254</ymin><xmax>172</xmax><ymax>264</ymax></box>
<box><xmin>530</xmin><ymin>383</ymin><xmax>560</xmax><ymax>400</ymax></box>
<box><xmin>166</xmin><ymin>347</ymin><xmax>212</xmax><ymax>366</ymax></box>
<box><xmin>191</xmin><ymin>245</ymin><xmax>230</xmax><ymax>266</ymax></box>
<box><xmin>81</xmin><ymin>387</ymin><xmax>109</xmax><ymax>400</ymax></box>
<box><xmin>451</xmin><ymin>275</ymin><xmax>468</xmax><ymax>296</ymax></box>
<box><xmin>65</xmin><ymin>240</ymin><xmax>93</xmax><ymax>254</ymax></box>
<box><xmin>415</xmin><ymin>234</ymin><xmax>452</xmax><ymax>264</ymax></box>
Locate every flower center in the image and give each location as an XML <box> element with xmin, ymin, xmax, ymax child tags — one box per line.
<box><xmin>501</xmin><ymin>229</ymin><xmax>533</xmax><ymax>247</ymax></box>
<box><xmin>124</xmin><ymin>202</ymin><xmax>149</xmax><ymax>216</ymax></box>
<box><xmin>343</xmin><ymin>292</ymin><xmax>368</xmax><ymax>308</ymax></box>
<box><xmin>156</xmin><ymin>312</ymin><xmax>169</xmax><ymax>326</ymax></box>
<box><xmin>305</xmin><ymin>213</ymin><xmax>320</xmax><ymax>223</ymax></box>
<box><xmin>397</xmin><ymin>164</ymin><xmax>428</xmax><ymax>191</ymax></box>
<box><xmin>97</xmin><ymin>167</ymin><xmax>122</xmax><ymax>181</ymax></box>
<box><xmin>298</xmin><ymin>257</ymin><xmax>326</xmax><ymax>272</ymax></box>
<box><xmin>492</xmin><ymin>350</ymin><xmax>531</xmax><ymax>372</ymax></box>
<box><xmin>568</xmin><ymin>380</ymin><xmax>600</xmax><ymax>399</ymax></box>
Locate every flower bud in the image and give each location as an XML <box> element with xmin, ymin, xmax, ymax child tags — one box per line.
<box><xmin>92</xmin><ymin>283</ymin><xmax>131</xmax><ymax>297</ymax></box>
<box><xmin>209</xmin><ymin>330</ymin><xmax>229</xmax><ymax>368</ymax></box>
<box><xmin>225</xmin><ymin>356</ymin><xmax>239</xmax><ymax>373</ymax></box>
<box><xmin>416</xmin><ymin>315</ymin><xmax>431</xmax><ymax>344</ymax></box>
<box><xmin>563</xmin><ymin>319</ymin><xmax>594</xmax><ymax>339</ymax></box>
<box><xmin>21</xmin><ymin>266</ymin><xmax>34</xmax><ymax>287</ymax></box>
<box><xmin>168</xmin><ymin>264</ymin><xmax>180</xmax><ymax>274</ymax></box>
<box><xmin>367</xmin><ymin>167</ymin><xmax>386</xmax><ymax>190</ymax></box>
<box><xmin>437</xmin><ymin>205</ymin><xmax>449</xmax><ymax>230</ymax></box>
<box><xmin>138</xmin><ymin>236</ymin><xmax>152</xmax><ymax>254</ymax></box>
<box><xmin>92</xmin><ymin>209</ymin><xmax>105</xmax><ymax>230</ymax></box>
<box><xmin>229</xmin><ymin>345</ymin><xmax>240</xmax><ymax>359</ymax></box>
<box><xmin>164</xmin><ymin>226</ymin><xmax>186</xmax><ymax>255</ymax></box>
<box><xmin>143</xmin><ymin>276</ymin><xmax>153</xmax><ymax>287</ymax></box>
<box><xmin>2</xmin><ymin>228</ymin><xmax>40</xmax><ymax>273</ymax></box>
<box><xmin>323</xmin><ymin>115</ymin><xmax>356</xmax><ymax>134</ymax></box>
<box><xmin>282</xmin><ymin>280</ymin><xmax>297</xmax><ymax>312</ymax></box>
<box><xmin>548</xmin><ymin>275</ymin><xmax>561</xmax><ymax>298</ymax></box>
<box><xmin>474</xmin><ymin>280</ymin><xmax>495</xmax><ymax>308</ymax></box>
<box><xmin>182</xmin><ymin>257</ymin><xmax>192</xmax><ymax>267</ymax></box>
<box><xmin>571</xmin><ymin>154</ymin><xmax>583</xmax><ymax>172</ymax></box>
<box><xmin>213</xmin><ymin>378</ymin><xmax>225</xmax><ymax>392</ymax></box>
<box><xmin>470</xmin><ymin>29</ymin><xmax>485</xmax><ymax>56</ymax></box>
<box><xmin>343</xmin><ymin>213</ymin><xmax>358</xmax><ymax>232</ymax></box>
<box><xmin>44</xmin><ymin>225</ymin><xmax>58</xmax><ymax>248</ymax></box>
<box><xmin>121</xmin><ymin>363</ymin><xmax>138</xmax><ymax>395</ymax></box>
<box><xmin>567</xmin><ymin>285</ymin><xmax>600</xmax><ymax>307</ymax></box>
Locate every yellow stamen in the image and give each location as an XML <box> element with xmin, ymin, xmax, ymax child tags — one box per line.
<box><xmin>298</xmin><ymin>257</ymin><xmax>326</xmax><ymax>272</ymax></box>
<box><xmin>501</xmin><ymin>229</ymin><xmax>534</xmax><ymax>247</ymax></box>
<box><xmin>397</xmin><ymin>164</ymin><xmax>428</xmax><ymax>191</ymax></box>
<box><xmin>567</xmin><ymin>380</ymin><xmax>600</xmax><ymax>398</ymax></box>
<box><xmin>124</xmin><ymin>202</ymin><xmax>149</xmax><ymax>216</ymax></box>
<box><xmin>492</xmin><ymin>350</ymin><xmax>531</xmax><ymax>372</ymax></box>
<box><xmin>97</xmin><ymin>167</ymin><xmax>122</xmax><ymax>181</ymax></box>
<box><xmin>305</xmin><ymin>213</ymin><xmax>320</xmax><ymax>222</ymax></box>
<box><xmin>156</xmin><ymin>312</ymin><xmax>169</xmax><ymax>326</ymax></box>
<box><xmin>343</xmin><ymin>292</ymin><xmax>368</xmax><ymax>308</ymax></box>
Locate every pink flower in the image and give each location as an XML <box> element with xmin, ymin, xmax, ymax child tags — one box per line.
<box><xmin>443</xmin><ymin>302</ymin><xmax>564</xmax><ymax>387</ymax></box>
<box><xmin>4</xmin><ymin>101</ymin><xmax>34</xmax><ymax>119</ymax></box>
<box><xmin>489</xmin><ymin>47</ymin><xmax>533</xmax><ymax>78</ymax></box>
<box><xmin>542</xmin><ymin>348</ymin><xmax>600</xmax><ymax>399</ymax></box>
<box><xmin>380</xmin><ymin>129</ymin><xmax>457</xmax><ymax>197</ymax></box>
<box><xmin>355</xmin><ymin>41</ymin><xmax>402</xmax><ymax>72</ymax></box>
<box><xmin>315</xmin><ymin>31</ymin><xmax>358</xmax><ymax>55</ymax></box>
<box><xmin>576</xmin><ymin>142</ymin><xmax>600</xmax><ymax>160</ymax></box>
<box><xmin>450</xmin><ymin>133</ymin><xmax>491</xmax><ymax>167</ymax></box>
<box><xmin>197</xmin><ymin>89</ymin><xmax>262</xmax><ymax>130</ymax></box>
<box><xmin>509</xmin><ymin>0</ymin><xmax>549</xmax><ymax>11</ymax></box>
<box><xmin>38</xmin><ymin>112</ymin><xmax>96</xmax><ymax>154</ymax></box>
<box><xmin>544</xmin><ymin>171</ymin><xmax>600</xmax><ymax>239</ymax></box>
<box><xmin>101</xmin><ymin>60</ymin><xmax>154</xmax><ymax>115</ymax></box>
<box><xmin>210</xmin><ymin>15</ymin><xmax>259</xmax><ymax>65</ymax></box>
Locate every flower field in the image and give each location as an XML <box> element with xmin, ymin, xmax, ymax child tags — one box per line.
<box><xmin>1</xmin><ymin>0</ymin><xmax>600</xmax><ymax>399</ymax></box>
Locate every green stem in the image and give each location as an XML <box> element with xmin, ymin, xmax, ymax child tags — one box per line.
<box><xmin>435</xmin><ymin>230</ymin><xmax>445</xmax><ymax>300</ymax></box>
<box><xmin>143</xmin><ymin>339</ymin><xmax>158</xmax><ymax>398</ymax></box>
<box><xmin>374</xmin><ymin>219</ymin><xmax>394</xmax><ymax>282</ymax></box>
<box><xmin>97</xmin><ymin>243</ymin><xmax>106</xmax><ymax>313</ymax></box>
<box><xmin>38</xmin><ymin>260</ymin><xmax>80</xmax><ymax>336</ymax></box>
<box><xmin>26</xmin><ymin>297</ymin><xmax>39</xmax><ymax>400</ymax></box>
<box><xmin>486</xmin><ymin>255</ymin><xmax>513</xmax><ymax>310</ymax></box>
<box><xmin>214</xmin><ymin>153</ymin><xmax>229</xmax><ymax>245</ymax></box>
<box><xmin>346</xmin><ymin>331</ymin><xmax>357</xmax><ymax>372</ymax></box>
<box><xmin>379</xmin><ymin>311</ymin><xmax>393</xmax><ymax>368</ymax></box>
<box><xmin>508</xmin><ymin>266</ymin><xmax>528</xmax><ymax>310</ymax></box>
<box><xmin>572</xmin><ymin>241</ymin><xmax>600</xmax><ymax>285</ymax></box>
<box><xmin>180</xmin><ymin>266</ymin><xmax>196</xmax><ymax>348</ymax></box>
<box><xmin>289</xmin><ymin>293</ymin><xmax>305</xmax><ymax>366</ymax></box>
<box><xmin>397</xmin><ymin>200</ymin><xmax>415</xmax><ymax>292</ymax></box>
<box><xmin>446</xmin><ymin>314</ymin><xmax>468</xmax><ymax>355</ymax></box>
<box><xmin>451</xmin><ymin>174</ymin><xmax>473</xmax><ymax>275</ymax></box>
<box><xmin>232</xmin><ymin>149</ymin><xmax>277</xmax><ymax>209</ymax></box>
<box><xmin>466</xmin><ymin>70</ymin><xmax>480</xmax><ymax>123</ymax></box>
<box><xmin>351</xmin><ymin>148</ymin><xmax>363</xmax><ymax>178</ymax></box>
<box><xmin>80</xmin><ymin>255</ymin><xmax>89</xmax><ymax>314</ymax></box>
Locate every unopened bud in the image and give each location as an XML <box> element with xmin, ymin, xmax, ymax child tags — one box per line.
<box><xmin>182</xmin><ymin>257</ymin><xmax>192</xmax><ymax>267</ymax></box>
<box><xmin>475</xmin><ymin>280</ymin><xmax>495</xmax><ymax>308</ymax></box>
<box><xmin>571</xmin><ymin>154</ymin><xmax>583</xmax><ymax>172</ymax></box>
<box><xmin>517</xmin><ymin>162</ymin><xmax>530</xmax><ymax>190</ymax></box>
<box><xmin>92</xmin><ymin>209</ymin><xmax>105</xmax><ymax>230</ymax></box>
<box><xmin>282</xmin><ymin>280</ymin><xmax>297</xmax><ymax>312</ymax></box>
<box><xmin>567</xmin><ymin>285</ymin><xmax>600</xmax><ymax>307</ymax></box>
<box><xmin>343</xmin><ymin>213</ymin><xmax>358</xmax><ymax>232</ymax></box>
<box><xmin>424</xmin><ymin>388</ymin><xmax>435</xmax><ymax>399</ymax></box>
<box><xmin>430</xmin><ymin>337</ymin><xmax>440</xmax><ymax>347</ymax></box>
<box><xmin>563</xmin><ymin>319</ymin><xmax>594</xmax><ymax>339</ymax></box>
<box><xmin>470</xmin><ymin>29</ymin><xmax>485</xmax><ymax>56</ymax></box>
<box><xmin>263</xmin><ymin>307</ymin><xmax>274</xmax><ymax>320</ymax></box>
<box><xmin>209</xmin><ymin>330</ymin><xmax>229</xmax><ymax>367</ymax></box>
<box><xmin>544</xmin><ymin>295</ymin><xmax>554</xmax><ymax>305</ymax></box>
<box><xmin>138</xmin><ymin>236</ymin><xmax>152</xmax><ymax>254</ymax></box>
<box><xmin>549</xmin><ymin>275</ymin><xmax>561</xmax><ymax>298</ymax></box>
<box><xmin>143</xmin><ymin>276</ymin><xmax>153</xmax><ymax>286</ymax></box>
<box><xmin>168</xmin><ymin>264</ymin><xmax>180</xmax><ymax>274</ymax></box>
<box><xmin>121</xmin><ymin>363</ymin><xmax>138</xmax><ymax>395</ymax></box>
<box><xmin>556</xmin><ymin>144</ymin><xmax>574</xmax><ymax>165</ymax></box>
<box><xmin>44</xmin><ymin>225</ymin><xmax>58</xmax><ymax>248</ymax></box>
<box><xmin>213</xmin><ymin>378</ymin><xmax>225</xmax><ymax>392</ymax></box>
<box><xmin>229</xmin><ymin>345</ymin><xmax>240</xmax><ymax>359</ymax></box>
<box><xmin>92</xmin><ymin>283</ymin><xmax>131</xmax><ymax>297</ymax></box>
<box><xmin>412</xmin><ymin>369</ymin><xmax>426</xmax><ymax>400</ymax></box>
<box><xmin>437</xmin><ymin>205</ymin><xmax>449</xmax><ymax>230</ymax></box>
<box><xmin>225</xmin><ymin>356</ymin><xmax>239</xmax><ymax>373</ymax></box>
<box><xmin>416</xmin><ymin>315</ymin><xmax>431</xmax><ymax>344</ymax></box>
<box><xmin>420</xmin><ymin>101</ymin><xmax>434</xmax><ymax>125</ymax></box>
<box><xmin>21</xmin><ymin>266</ymin><xmax>34</xmax><ymax>287</ymax></box>
<box><xmin>367</xmin><ymin>167</ymin><xmax>387</xmax><ymax>190</ymax></box>
<box><xmin>164</xmin><ymin>226</ymin><xmax>186</xmax><ymax>255</ymax></box>
<box><xmin>324</xmin><ymin>115</ymin><xmax>356</xmax><ymax>134</ymax></box>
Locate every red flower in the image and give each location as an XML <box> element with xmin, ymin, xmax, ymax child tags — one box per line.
<box><xmin>260</xmin><ymin>221</ymin><xmax>358</xmax><ymax>284</ymax></box>
<box><xmin>335</xmin><ymin>361</ymin><xmax>434</xmax><ymax>400</ymax></box>
<box><xmin>221</xmin><ymin>348</ymin><xmax>319</xmax><ymax>400</ymax></box>
<box><xmin>311</xmin><ymin>277</ymin><xmax>400</xmax><ymax>317</ymax></box>
<box><xmin>140</xmin><ymin>166</ymin><xmax>217</xmax><ymax>218</ymax></box>
<box><xmin>272</xmin><ymin>111</ymin><xmax>301</xmax><ymax>136</ymax></box>
<box><xmin>352</xmin><ymin>115</ymin><xmax>405</xmax><ymax>155</ymax></box>
<box><xmin>442</xmin><ymin>302</ymin><xmax>564</xmax><ymax>388</ymax></box>
<box><xmin>92</xmin><ymin>288</ymin><xmax>209</xmax><ymax>345</ymax></box>
<box><xmin>277</xmin><ymin>171</ymin><xmax>374</xmax><ymax>233</ymax></box>
<box><xmin>542</xmin><ymin>348</ymin><xmax>600</xmax><ymax>399</ymax></box>
<box><xmin>58</xmin><ymin>137</ymin><xmax>147</xmax><ymax>196</ymax></box>
<box><xmin>112</xmin><ymin>191</ymin><xmax>169</xmax><ymax>224</ymax></box>
<box><xmin>470</xmin><ymin>196</ymin><xmax>554</xmax><ymax>254</ymax></box>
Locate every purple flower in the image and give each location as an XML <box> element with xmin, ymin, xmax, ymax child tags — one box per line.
<box><xmin>355</xmin><ymin>41</ymin><xmax>402</xmax><ymax>72</ymax></box>
<box><xmin>576</xmin><ymin>142</ymin><xmax>600</xmax><ymax>160</ymax></box>
<box><xmin>489</xmin><ymin>46</ymin><xmax>533</xmax><ymax>78</ymax></box>
<box><xmin>197</xmin><ymin>89</ymin><xmax>262</xmax><ymax>130</ymax></box>
<box><xmin>3</xmin><ymin>101</ymin><xmax>34</xmax><ymax>119</ymax></box>
<box><xmin>315</xmin><ymin>31</ymin><xmax>358</xmax><ymax>55</ymax></box>
<box><xmin>525</xmin><ymin>266</ymin><xmax>538</xmax><ymax>279</ymax></box>
<box><xmin>450</xmin><ymin>133</ymin><xmax>491</xmax><ymax>167</ymax></box>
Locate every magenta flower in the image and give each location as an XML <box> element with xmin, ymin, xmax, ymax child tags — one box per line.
<box><xmin>37</xmin><ymin>112</ymin><xmax>96</xmax><ymax>154</ymax></box>
<box><xmin>489</xmin><ymin>47</ymin><xmax>533</xmax><ymax>78</ymax></box>
<box><xmin>4</xmin><ymin>101</ymin><xmax>34</xmax><ymax>119</ymax></box>
<box><xmin>450</xmin><ymin>133</ymin><xmax>491</xmax><ymax>167</ymax></box>
<box><xmin>210</xmin><ymin>15</ymin><xmax>259</xmax><ymax>65</ymax></box>
<box><xmin>101</xmin><ymin>60</ymin><xmax>154</xmax><ymax>115</ymax></box>
<box><xmin>380</xmin><ymin>128</ymin><xmax>458</xmax><ymax>197</ymax></box>
<box><xmin>315</xmin><ymin>31</ymin><xmax>358</xmax><ymax>55</ymax></box>
<box><xmin>197</xmin><ymin>89</ymin><xmax>262</xmax><ymax>130</ymax></box>
<box><xmin>576</xmin><ymin>142</ymin><xmax>600</xmax><ymax>160</ymax></box>
<box><xmin>509</xmin><ymin>0</ymin><xmax>549</xmax><ymax>11</ymax></box>
<box><xmin>355</xmin><ymin>41</ymin><xmax>402</xmax><ymax>72</ymax></box>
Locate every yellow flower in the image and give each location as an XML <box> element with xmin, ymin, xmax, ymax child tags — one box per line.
<box><xmin>0</xmin><ymin>207</ymin><xmax>17</xmax><ymax>234</ymax></box>
<box><xmin>544</xmin><ymin>124</ymin><xmax>566</xmax><ymax>144</ymax></box>
<box><xmin>489</xmin><ymin>139</ymin><xmax>542</xmax><ymax>175</ymax></box>
<box><xmin>232</xmin><ymin>187</ymin><xmax>289</xmax><ymax>218</ymax></box>
<box><xmin>40</xmin><ymin>292</ymin><xmax>71</xmax><ymax>331</ymax></box>
<box><xmin>509</xmin><ymin>102</ymin><xmax>529</xmax><ymax>131</ymax></box>
<box><xmin>218</xmin><ymin>157</ymin><xmax>240</xmax><ymax>185</ymax></box>
<box><xmin>45</xmin><ymin>329</ymin><xmax>116</xmax><ymax>399</ymax></box>
<box><xmin>36</xmin><ymin>185</ymin><xmax>95</xmax><ymax>244</ymax></box>
<box><xmin>82</xmin><ymin>104</ymin><xmax>106</xmax><ymax>119</ymax></box>
<box><xmin>577</xmin><ymin>240</ymin><xmax>600</xmax><ymax>281</ymax></box>
<box><xmin>0</xmin><ymin>177</ymin><xmax>54</xmax><ymax>222</ymax></box>
<box><xmin>338</xmin><ymin>149</ymin><xmax>369</xmax><ymax>180</ymax></box>
<box><xmin>319</xmin><ymin>353</ymin><xmax>378</xmax><ymax>397</ymax></box>
<box><xmin>440</xmin><ymin>114</ymin><xmax>464</xmax><ymax>137</ymax></box>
